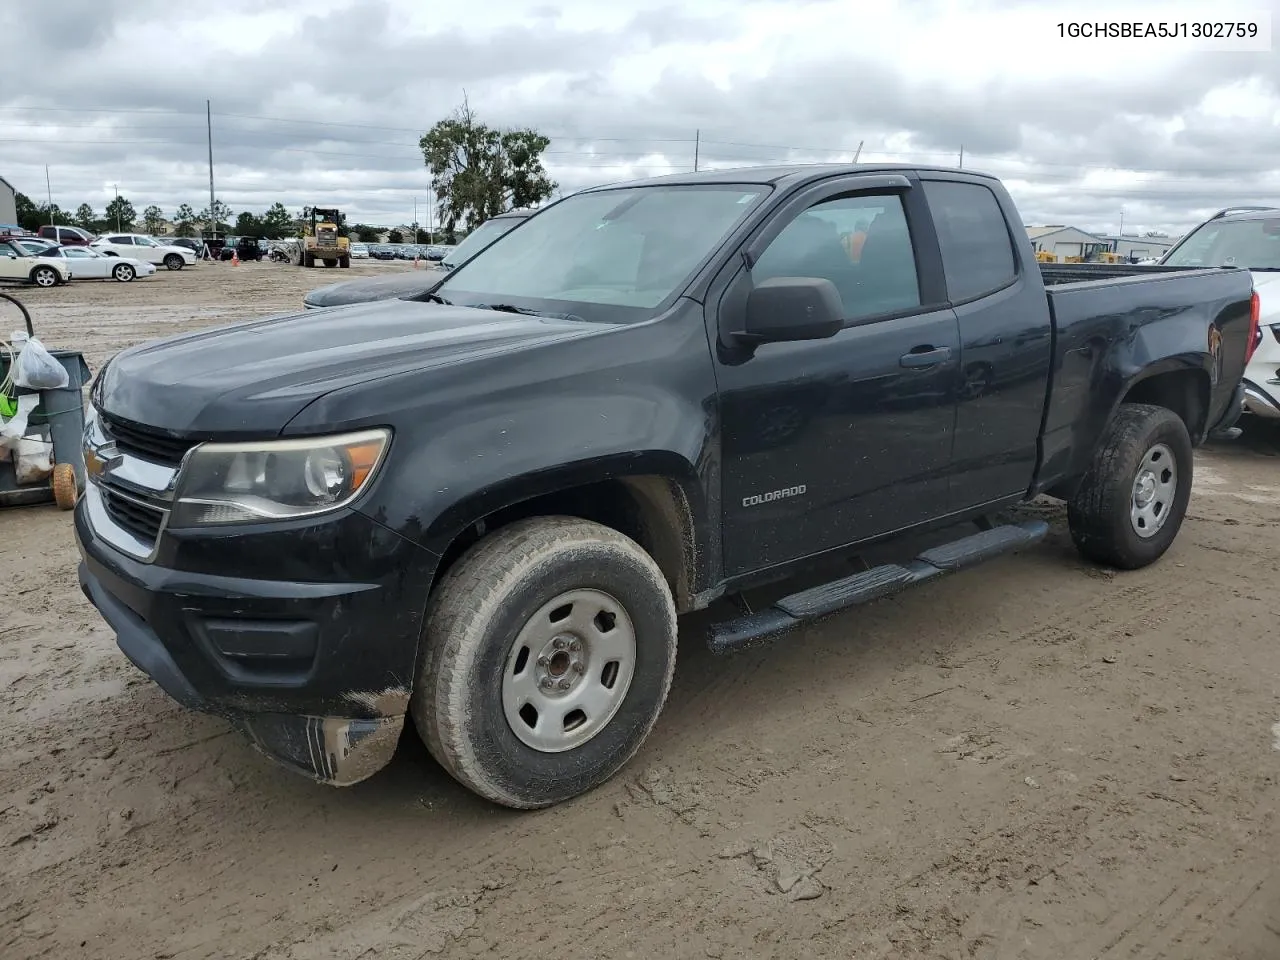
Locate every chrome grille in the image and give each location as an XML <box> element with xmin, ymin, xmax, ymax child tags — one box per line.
<box><xmin>100</xmin><ymin>486</ymin><xmax>165</xmax><ymax>545</ymax></box>
<box><xmin>100</xmin><ymin>412</ymin><xmax>193</xmax><ymax>466</ymax></box>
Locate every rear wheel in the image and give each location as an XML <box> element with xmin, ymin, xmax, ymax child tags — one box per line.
<box><xmin>303</xmin><ymin>253</ymin><xmax>315</xmax><ymax>268</ymax></box>
<box><xmin>163</xmin><ymin>253</ymin><xmax>183</xmax><ymax>271</ymax></box>
<box><xmin>112</xmin><ymin>263</ymin><xmax>135</xmax><ymax>282</ymax></box>
<box><xmin>339</xmin><ymin>256</ymin><xmax>351</xmax><ymax>268</ymax></box>
<box><xmin>1067</xmin><ymin>403</ymin><xmax>1193</xmax><ymax>569</ymax></box>
<box><xmin>30</xmin><ymin>266</ymin><xmax>58</xmax><ymax>287</ymax></box>
<box><xmin>413</xmin><ymin>516</ymin><xmax>678</xmax><ymax>809</ymax></box>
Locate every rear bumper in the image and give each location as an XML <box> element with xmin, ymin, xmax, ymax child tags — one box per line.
<box><xmin>1243</xmin><ymin>379</ymin><xmax>1280</xmax><ymax>419</ymax></box>
<box><xmin>74</xmin><ymin>493</ymin><xmax>438</xmax><ymax>786</ymax></box>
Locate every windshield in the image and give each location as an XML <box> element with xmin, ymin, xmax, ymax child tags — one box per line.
<box><xmin>435</xmin><ymin>185</ymin><xmax>766</xmax><ymax>320</ymax></box>
<box><xmin>1163</xmin><ymin>217</ymin><xmax>1280</xmax><ymax>270</ymax></box>
<box><xmin>442</xmin><ymin>217</ymin><xmax>523</xmax><ymax>268</ymax></box>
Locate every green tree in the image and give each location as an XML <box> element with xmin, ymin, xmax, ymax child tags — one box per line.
<box><xmin>352</xmin><ymin>224</ymin><xmax>382</xmax><ymax>243</ymax></box>
<box><xmin>387</xmin><ymin>229</ymin><xmax>404</xmax><ymax>244</ymax></box>
<box><xmin>142</xmin><ymin>205</ymin><xmax>165</xmax><ymax>234</ymax></box>
<box><xmin>261</xmin><ymin>202</ymin><xmax>292</xmax><ymax>239</ymax></box>
<box><xmin>105</xmin><ymin>196</ymin><xmax>136</xmax><ymax>231</ymax></box>
<box><xmin>14</xmin><ymin>193</ymin><xmax>41</xmax><ymax>231</ymax></box>
<box><xmin>419</xmin><ymin>97</ymin><xmax>556</xmax><ymax>236</ymax></box>
<box><xmin>414</xmin><ymin>227</ymin><xmax>431</xmax><ymax>244</ymax></box>
<box><xmin>199</xmin><ymin>199</ymin><xmax>233</xmax><ymax>233</ymax></box>
<box><xmin>75</xmin><ymin>204</ymin><xmax>97</xmax><ymax>230</ymax></box>
<box><xmin>235</xmin><ymin>211</ymin><xmax>263</xmax><ymax>237</ymax></box>
<box><xmin>174</xmin><ymin>203</ymin><xmax>197</xmax><ymax>237</ymax></box>
<box><xmin>41</xmin><ymin>203</ymin><xmax>67</xmax><ymax>226</ymax></box>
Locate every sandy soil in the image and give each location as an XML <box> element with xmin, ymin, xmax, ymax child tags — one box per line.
<box><xmin>2</xmin><ymin>262</ymin><xmax>1279</xmax><ymax>960</ymax></box>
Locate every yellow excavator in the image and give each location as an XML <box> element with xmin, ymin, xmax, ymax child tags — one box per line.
<box><xmin>298</xmin><ymin>207</ymin><xmax>350</xmax><ymax>268</ymax></box>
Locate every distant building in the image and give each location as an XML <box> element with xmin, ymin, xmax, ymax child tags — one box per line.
<box><xmin>1025</xmin><ymin>225</ymin><xmax>1110</xmax><ymax>260</ymax></box>
<box><xmin>0</xmin><ymin>176</ymin><xmax>17</xmax><ymax>226</ymax></box>
<box><xmin>1100</xmin><ymin>234</ymin><xmax>1177</xmax><ymax>261</ymax></box>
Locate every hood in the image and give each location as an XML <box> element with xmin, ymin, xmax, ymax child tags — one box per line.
<box><xmin>97</xmin><ymin>299</ymin><xmax>596</xmax><ymax>434</ymax></box>
<box><xmin>304</xmin><ymin>271</ymin><xmax>439</xmax><ymax>308</ymax></box>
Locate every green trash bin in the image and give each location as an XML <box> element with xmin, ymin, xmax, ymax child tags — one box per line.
<box><xmin>0</xmin><ymin>347</ymin><xmax>93</xmax><ymax>509</ymax></box>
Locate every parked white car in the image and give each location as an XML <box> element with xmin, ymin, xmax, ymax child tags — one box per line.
<box><xmin>0</xmin><ymin>239</ymin><xmax>72</xmax><ymax>286</ymax></box>
<box><xmin>1160</xmin><ymin>206</ymin><xmax>1280</xmax><ymax>421</ymax></box>
<box><xmin>350</xmin><ymin>242</ymin><xmax>370</xmax><ymax>259</ymax></box>
<box><xmin>90</xmin><ymin>233</ymin><xmax>197</xmax><ymax>270</ymax></box>
<box><xmin>37</xmin><ymin>245</ymin><xmax>156</xmax><ymax>282</ymax></box>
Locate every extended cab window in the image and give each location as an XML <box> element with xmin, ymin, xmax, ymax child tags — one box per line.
<box><xmin>108</xmin><ymin>236</ymin><xmax>133</xmax><ymax>245</ymax></box>
<box><xmin>923</xmin><ymin>180</ymin><xmax>1017</xmax><ymax>301</ymax></box>
<box><xmin>752</xmin><ymin>194</ymin><xmax>920</xmax><ymax>321</ymax></box>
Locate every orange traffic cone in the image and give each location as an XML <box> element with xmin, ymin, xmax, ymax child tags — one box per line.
<box><xmin>231</xmin><ymin>250</ymin><xmax>240</xmax><ymax>266</ymax></box>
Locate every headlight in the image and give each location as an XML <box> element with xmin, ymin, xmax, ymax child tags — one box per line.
<box><xmin>169</xmin><ymin>428</ymin><xmax>391</xmax><ymax>527</ymax></box>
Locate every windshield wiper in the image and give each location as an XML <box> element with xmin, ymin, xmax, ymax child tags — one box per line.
<box><xmin>471</xmin><ymin>303</ymin><xmax>584</xmax><ymax>322</ymax></box>
<box><xmin>424</xmin><ymin>293</ymin><xmax>451</xmax><ymax>304</ymax></box>
<box><xmin>472</xmin><ymin>302</ymin><xmax>539</xmax><ymax>316</ymax></box>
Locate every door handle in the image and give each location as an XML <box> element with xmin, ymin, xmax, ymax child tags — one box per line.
<box><xmin>899</xmin><ymin>345</ymin><xmax>952</xmax><ymax>368</ymax></box>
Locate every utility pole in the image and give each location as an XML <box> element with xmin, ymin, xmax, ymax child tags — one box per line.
<box><xmin>114</xmin><ymin>183</ymin><xmax>121</xmax><ymax>231</ymax></box>
<box><xmin>958</xmin><ymin>144</ymin><xmax>964</xmax><ymax>169</ymax></box>
<box><xmin>693</xmin><ymin>129</ymin><xmax>700</xmax><ymax>172</ymax></box>
<box><xmin>45</xmin><ymin>165</ymin><xmax>54</xmax><ymax>222</ymax></box>
<box><xmin>852</xmin><ymin>140</ymin><xmax>864</xmax><ymax>164</ymax></box>
<box><xmin>206</xmin><ymin>99</ymin><xmax>215</xmax><ymax>237</ymax></box>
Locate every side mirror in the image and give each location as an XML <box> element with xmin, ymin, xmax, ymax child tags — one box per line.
<box><xmin>742</xmin><ymin>276</ymin><xmax>844</xmax><ymax>343</ymax></box>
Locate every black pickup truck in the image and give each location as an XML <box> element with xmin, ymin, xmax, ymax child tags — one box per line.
<box><xmin>75</xmin><ymin>165</ymin><xmax>1257</xmax><ymax>809</ymax></box>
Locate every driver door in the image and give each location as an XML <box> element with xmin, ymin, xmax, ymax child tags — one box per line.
<box><xmin>713</xmin><ymin>177</ymin><xmax>961</xmax><ymax>576</ymax></box>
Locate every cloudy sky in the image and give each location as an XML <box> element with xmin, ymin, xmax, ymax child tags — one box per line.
<box><xmin>1</xmin><ymin>0</ymin><xmax>1276</xmax><ymax>236</ymax></box>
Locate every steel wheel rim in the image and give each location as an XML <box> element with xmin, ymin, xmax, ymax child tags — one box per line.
<box><xmin>501</xmin><ymin>587</ymin><xmax>637</xmax><ymax>753</ymax></box>
<box><xmin>1130</xmin><ymin>442</ymin><xmax>1177</xmax><ymax>539</ymax></box>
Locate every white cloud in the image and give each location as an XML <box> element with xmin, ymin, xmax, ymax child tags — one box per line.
<box><xmin>0</xmin><ymin>0</ymin><xmax>1276</xmax><ymax>236</ymax></box>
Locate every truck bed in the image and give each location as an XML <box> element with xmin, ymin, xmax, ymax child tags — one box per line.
<box><xmin>1035</xmin><ymin>263</ymin><xmax>1254</xmax><ymax>491</ymax></box>
<box><xmin>1038</xmin><ymin>262</ymin><xmax>1210</xmax><ymax>286</ymax></box>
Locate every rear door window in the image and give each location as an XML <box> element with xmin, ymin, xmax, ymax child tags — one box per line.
<box><xmin>923</xmin><ymin>180</ymin><xmax>1018</xmax><ymax>301</ymax></box>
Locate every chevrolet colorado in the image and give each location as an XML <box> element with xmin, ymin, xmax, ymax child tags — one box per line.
<box><xmin>75</xmin><ymin>165</ymin><xmax>1257</xmax><ymax>809</ymax></box>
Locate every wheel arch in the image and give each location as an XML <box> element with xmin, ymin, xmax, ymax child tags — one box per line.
<box><xmin>421</xmin><ymin>453</ymin><xmax>708</xmax><ymax>614</ymax></box>
<box><xmin>1113</xmin><ymin>361</ymin><xmax>1212</xmax><ymax>442</ymax></box>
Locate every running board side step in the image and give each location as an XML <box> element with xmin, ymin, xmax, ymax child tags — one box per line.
<box><xmin>707</xmin><ymin>520</ymin><xmax>1049</xmax><ymax>655</ymax></box>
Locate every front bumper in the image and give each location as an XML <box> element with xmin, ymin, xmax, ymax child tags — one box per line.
<box><xmin>75</xmin><ymin>491</ymin><xmax>439</xmax><ymax>786</ymax></box>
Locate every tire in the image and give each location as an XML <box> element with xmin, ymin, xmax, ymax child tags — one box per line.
<box><xmin>413</xmin><ymin>516</ymin><xmax>678</xmax><ymax>809</ymax></box>
<box><xmin>304</xmin><ymin>253</ymin><xmax>315</xmax><ymax>268</ymax></box>
<box><xmin>163</xmin><ymin>254</ymin><xmax>184</xmax><ymax>271</ymax></box>
<box><xmin>1067</xmin><ymin>403</ymin><xmax>1193</xmax><ymax>570</ymax></box>
<box><xmin>52</xmin><ymin>463</ymin><xmax>77</xmax><ymax>510</ymax></box>
<box><xmin>30</xmin><ymin>266</ymin><xmax>58</xmax><ymax>288</ymax></box>
<box><xmin>112</xmin><ymin>263</ymin><xmax>135</xmax><ymax>282</ymax></box>
<box><xmin>339</xmin><ymin>256</ymin><xmax>351</xmax><ymax>268</ymax></box>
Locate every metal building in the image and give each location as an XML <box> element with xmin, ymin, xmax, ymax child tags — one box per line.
<box><xmin>0</xmin><ymin>175</ymin><xmax>17</xmax><ymax>226</ymax></box>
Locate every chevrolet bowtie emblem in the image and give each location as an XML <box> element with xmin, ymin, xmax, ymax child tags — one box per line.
<box><xmin>84</xmin><ymin>443</ymin><xmax>121</xmax><ymax>481</ymax></box>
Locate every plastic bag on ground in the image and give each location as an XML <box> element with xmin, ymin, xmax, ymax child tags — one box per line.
<box><xmin>14</xmin><ymin>337</ymin><xmax>69</xmax><ymax>390</ymax></box>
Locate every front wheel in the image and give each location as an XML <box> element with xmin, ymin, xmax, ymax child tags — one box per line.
<box><xmin>163</xmin><ymin>254</ymin><xmax>184</xmax><ymax>271</ymax></box>
<box><xmin>112</xmin><ymin>263</ymin><xmax>135</xmax><ymax>282</ymax></box>
<box><xmin>413</xmin><ymin>516</ymin><xmax>678</xmax><ymax>809</ymax></box>
<box><xmin>1067</xmin><ymin>403</ymin><xmax>1193</xmax><ymax>570</ymax></box>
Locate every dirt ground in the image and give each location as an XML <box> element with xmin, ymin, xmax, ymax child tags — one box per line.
<box><xmin>2</xmin><ymin>262</ymin><xmax>1279</xmax><ymax>960</ymax></box>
